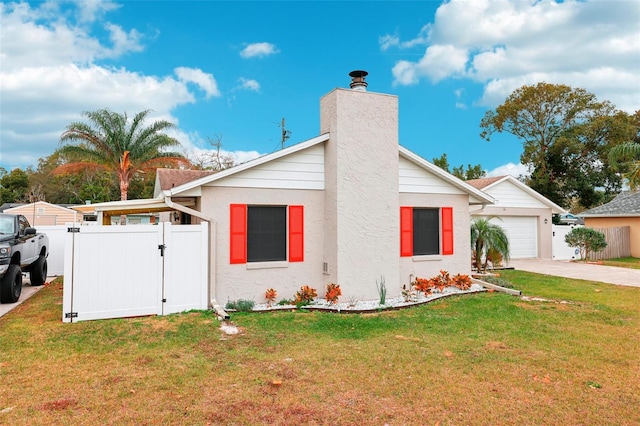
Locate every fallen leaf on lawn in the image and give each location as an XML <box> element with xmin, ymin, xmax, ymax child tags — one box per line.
<box><xmin>594</xmin><ymin>289</ymin><xmax>601</xmax><ymax>293</ymax></box>
<box><xmin>532</xmin><ymin>374</ymin><xmax>539</xmax><ymax>381</ymax></box>
<box><xmin>1</xmin><ymin>407</ymin><xmax>15</xmax><ymax>414</ymax></box>
<box><xmin>271</xmin><ymin>380</ymin><xmax>283</xmax><ymax>387</ymax></box>
<box><xmin>542</xmin><ymin>375</ymin><xmax>551</xmax><ymax>383</ymax></box>
<box><xmin>444</xmin><ymin>350</ymin><xmax>454</xmax><ymax>358</ymax></box>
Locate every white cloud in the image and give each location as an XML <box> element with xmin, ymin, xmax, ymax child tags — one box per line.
<box><xmin>379</xmin><ymin>25</ymin><xmax>430</xmax><ymax>51</ymax></box>
<box><xmin>240</xmin><ymin>42</ymin><xmax>279</xmax><ymax>58</ymax></box>
<box><xmin>175</xmin><ymin>67</ymin><xmax>221</xmax><ymax>99</ymax></box>
<box><xmin>486</xmin><ymin>162</ymin><xmax>530</xmax><ymax>179</ymax></box>
<box><xmin>379</xmin><ymin>34</ymin><xmax>400</xmax><ymax>51</ymax></box>
<box><xmin>389</xmin><ymin>0</ymin><xmax>640</xmax><ymax>112</ymax></box>
<box><xmin>0</xmin><ymin>2</ymin><xmax>221</xmax><ymax>170</ymax></box>
<box><xmin>392</xmin><ymin>44</ymin><xmax>468</xmax><ymax>84</ymax></box>
<box><xmin>237</xmin><ymin>77</ymin><xmax>261</xmax><ymax>92</ymax></box>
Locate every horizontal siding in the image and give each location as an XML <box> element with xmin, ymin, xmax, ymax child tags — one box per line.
<box><xmin>486</xmin><ymin>181</ymin><xmax>548</xmax><ymax>208</ymax></box>
<box><xmin>399</xmin><ymin>157</ymin><xmax>465</xmax><ymax>195</ymax></box>
<box><xmin>209</xmin><ymin>144</ymin><xmax>324</xmax><ymax>190</ymax></box>
<box><xmin>5</xmin><ymin>205</ymin><xmax>79</xmax><ymax>226</ymax></box>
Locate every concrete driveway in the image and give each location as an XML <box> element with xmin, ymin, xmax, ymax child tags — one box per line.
<box><xmin>0</xmin><ymin>278</ymin><xmax>53</xmax><ymax>318</ymax></box>
<box><xmin>508</xmin><ymin>259</ymin><xmax>640</xmax><ymax>288</ymax></box>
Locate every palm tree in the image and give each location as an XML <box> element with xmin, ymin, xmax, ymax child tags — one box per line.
<box><xmin>56</xmin><ymin>109</ymin><xmax>190</xmax><ymax>201</ymax></box>
<box><xmin>470</xmin><ymin>217</ymin><xmax>510</xmax><ymax>273</ymax></box>
<box><xmin>609</xmin><ymin>141</ymin><xmax>640</xmax><ymax>190</ymax></box>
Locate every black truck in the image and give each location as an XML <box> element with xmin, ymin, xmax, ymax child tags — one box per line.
<box><xmin>0</xmin><ymin>213</ymin><xmax>49</xmax><ymax>303</ymax></box>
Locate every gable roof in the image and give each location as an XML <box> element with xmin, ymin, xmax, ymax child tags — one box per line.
<box><xmin>466</xmin><ymin>176</ymin><xmax>504</xmax><ymax>190</ymax></box>
<box><xmin>154</xmin><ymin>168</ymin><xmax>217</xmax><ymax>197</ymax></box>
<box><xmin>579</xmin><ymin>191</ymin><xmax>640</xmax><ymax>217</ymax></box>
<box><xmin>4</xmin><ymin>201</ymin><xmax>78</xmax><ymax>214</ymax></box>
<box><xmin>467</xmin><ymin>175</ymin><xmax>566</xmax><ymax>213</ymax></box>
<box><xmin>399</xmin><ymin>147</ymin><xmax>494</xmax><ymax>205</ymax></box>
<box><xmin>167</xmin><ymin>134</ymin><xmax>331</xmax><ymax>196</ymax></box>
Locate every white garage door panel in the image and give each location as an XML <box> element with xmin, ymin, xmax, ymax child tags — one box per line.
<box><xmin>494</xmin><ymin>216</ymin><xmax>538</xmax><ymax>259</ymax></box>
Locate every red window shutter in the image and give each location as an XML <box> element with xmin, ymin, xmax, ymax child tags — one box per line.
<box><xmin>229</xmin><ymin>204</ymin><xmax>247</xmax><ymax>264</ymax></box>
<box><xmin>441</xmin><ymin>207</ymin><xmax>454</xmax><ymax>255</ymax></box>
<box><xmin>289</xmin><ymin>205</ymin><xmax>304</xmax><ymax>262</ymax></box>
<box><xmin>400</xmin><ymin>206</ymin><xmax>413</xmax><ymax>257</ymax></box>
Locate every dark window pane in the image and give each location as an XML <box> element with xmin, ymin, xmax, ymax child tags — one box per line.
<box><xmin>247</xmin><ymin>206</ymin><xmax>286</xmax><ymax>262</ymax></box>
<box><xmin>413</xmin><ymin>208</ymin><xmax>439</xmax><ymax>255</ymax></box>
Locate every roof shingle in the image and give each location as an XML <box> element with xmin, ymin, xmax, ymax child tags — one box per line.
<box><xmin>579</xmin><ymin>191</ymin><xmax>640</xmax><ymax>217</ymax></box>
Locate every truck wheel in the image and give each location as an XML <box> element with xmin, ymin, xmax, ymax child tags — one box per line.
<box><xmin>29</xmin><ymin>255</ymin><xmax>48</xmax><ymax>286</ymax></box>
<box><xmin>1</xmin><ymin>264</ymin><xmax>22</xmax><ymax>304</ymax></box>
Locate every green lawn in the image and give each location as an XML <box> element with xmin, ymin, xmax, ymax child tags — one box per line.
<box><xmin>0</xmin><ymin>273</ymin><xmax>638</xmax><ymax>425</ymax></box>
<box><xmin>601</xmin><ymin>256</ymin><xmax>640</xmax><ymax>270</ymax></box>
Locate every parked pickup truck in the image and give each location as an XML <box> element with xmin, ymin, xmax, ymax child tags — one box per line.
<box><xmin>0</xmin><ymin>213</ymin><xmax>49</xmax><ymax>303</ymax></box>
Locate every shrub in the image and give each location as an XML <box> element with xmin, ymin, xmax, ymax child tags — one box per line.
<box><xmin>451</xmin><ymin>274</ymin><xmax>472</xmax><ymax>290</ymax></box>
<box><xmin>264</xmin><ymin>288</ymin><xmax>277</xmax><ymax>306</ymax></box>
<box><xmin>225</xmin><ymin>299</ymin><xmax>255</xmax><ymax>312</ymax></box>
<box><xmin>376</xmin><ymin>276</ymin><xmax>387</xmax><ymax>305</ymax></box>
<box><xmin>294</xmin><ymin>285</ymin><xmax>317</xmax><ymax>306</ymax></box>
<box><xmin>277</xmin><ymin>298</ymin><xmax>294</xmax><ymax>306</ymax></box>
<box><xmin>479</xmin><ymin>275</ymin><xmax>515</xmax><ymax>289</ymax></box>
<box><xmin>412</xmin><ymin>277</ymin><xmax>433</xmax><ymax>296</ymax></box>
<box><xmin>564</xmin><ymin>227</ymin><xmax>607</xmax><ymax>261</ymax></box>
<box><xmin>401</xmin><ymin>284</ymin><xmax>416</xmax><ymax>302</ymax></box>
<box><xmin>431</xmin><ymin>270</ymin><xmax>451</xmax><ymax>292</ymax></box>
<box><xmin>325</xmin><ymin>283</ymin><xmax>342</xmax><ymax>304</ymax></box>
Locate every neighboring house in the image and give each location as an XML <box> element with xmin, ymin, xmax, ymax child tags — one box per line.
<box><xmin>86</xmin><ymin>73</ymin><xmax>494</xmax><ymax>303</ymax></box>
<box><xmin>3</xmin><ymin>201</ymin><xmax>79</xmax><ymax>226</ymax></box>
<box><xmin>154</xmin><ymin>169</ymin><xmax>217</xmax><ymax>224</ymax></box>
<box><xmin>579</xmin><ymin>191</ymin><xmax>640</xmax><ymax>257</ymax></box>
<box><xmin>466</xmin><ymin>175</ymin><xmax>566</xmax><ymax>259</ymax></box>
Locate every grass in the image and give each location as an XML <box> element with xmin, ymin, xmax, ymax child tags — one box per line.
<box><xmin>601</xmin><ymin>256</ymin><xmax>640</xmax><ymax>270</ymax></box>
<box><xmin>1</xmin><ymin>274</ymin><xmax>639</xmax><ymax>425</ymax></box>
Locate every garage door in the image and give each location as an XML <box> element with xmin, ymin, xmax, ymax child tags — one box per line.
<box><xmin>492</xmin><ymin>216</ymin><xmax>538</xmax><ymax>259</ymax></box>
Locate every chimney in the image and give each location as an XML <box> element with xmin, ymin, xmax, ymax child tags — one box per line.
<box><xmin>349</xmin><ymin>70</ymin><xmax>368</xmax><ymax>91</ymax></box>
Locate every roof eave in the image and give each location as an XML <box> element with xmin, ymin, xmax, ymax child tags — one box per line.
<box><xmin>399</xmin><ymin>146</ymin><xmax>495</xmax><ymax>205</ymax></box>
<box><xmin>485</xmin><ymin>175</ymin><xmax>566</xmax><ymax>214</ymax></box>
<box><xmin>169</xmin><ymin>133</ymin><xmax>330</xmax><ymax>196</ymax></box>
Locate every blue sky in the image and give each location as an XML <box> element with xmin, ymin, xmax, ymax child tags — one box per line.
<box><xmin>1</xmin><ymin>0</ymin><xmax>638</xmax><ymax>178</ymax></box>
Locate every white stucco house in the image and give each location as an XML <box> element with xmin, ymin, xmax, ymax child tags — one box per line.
<box><xmin>90</xmin><ymin>72</ymin><xmax>494</xmax><ymax>304</ymax></box>
<box><xmin>466</xmin><ymin>175</ymin><xmax>566</xmax><ymax>259</ymax></box>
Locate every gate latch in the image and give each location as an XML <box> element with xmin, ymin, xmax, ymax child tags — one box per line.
<box><xmin>158</xmin><ymin>244</ymin><xmax>166</xmax><ymax>256</ymax></box>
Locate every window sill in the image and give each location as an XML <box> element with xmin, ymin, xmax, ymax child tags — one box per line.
<box><xmin>246</xmin><ymin>261</ymin><xmax>289</xmax><ymax>270</ymax></box>
<box><xmin>412</xmin><ymin>255</ymin><xmax>442</xmax><ymax>262</ymax></box>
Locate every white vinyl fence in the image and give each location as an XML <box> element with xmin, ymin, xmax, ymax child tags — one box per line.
<box><xmin>552</xmin><ymin>224</ymin><xmax>583</xmax><ymax>260</ymax></box>
<box><xmin>35</xmin><ymin>225</ymin><xmax>69</xmax><ymax>276</ymax></box>
<box><xmin>62</xmin><ymin>222</ymin><xmax>208</xmax><ymax>323</ymax></box>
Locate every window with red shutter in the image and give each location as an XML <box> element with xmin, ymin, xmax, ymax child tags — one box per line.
<box><xmin>289</xmin><ymin>205</ymin><xmax>304</xmax><ymax>262</ymax></box>
<box><xmin>230</xmin><ymin>204</ymin><xmax>305</xmax><ymax>264</ymax></box>
<box><xmin>400</xmin><ymin>206</ymin><xmax>413</xmax><ymax>257</ymax></box>
<box><xmin>441</xmin><ymin>207</ymin><xmax>454</xmax><ymax>255</ymax></box>
<box><xmin>230</xmin><ymin>204</ymin><xmax>247</xmax><ymax>264</ymax></box>
<box><xmin>401</xmin><ymin>206</ymin><xmax>454</xmax><ymax>257</ymax></box>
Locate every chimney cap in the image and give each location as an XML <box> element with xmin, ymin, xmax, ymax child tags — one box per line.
<box><xmin>349</xmin><ymin>70</ymin><xmax>368</xmax><ymax>78</ymax></box>
<box><xmin>349</xmin><ymin>70</ymin><xmax>368</xmax><ymax>91</ymax></box>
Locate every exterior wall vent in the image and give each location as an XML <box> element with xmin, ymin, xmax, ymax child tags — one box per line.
<box><xmin>349</xmin><ymin>70</ymin><xmax>368</xmax><ymax>91</ymax></box>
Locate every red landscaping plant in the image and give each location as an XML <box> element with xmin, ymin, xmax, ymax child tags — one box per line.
<box><xmin>451</xmin><ymin>274</ymin><xmax>472</xmax><ymax>290</ymax></box>
<box><xmin>431</xmin><ymin>270</ymin><xmax>451</xmax><ymax>292</ymax></box>
<box><xmin>324</xmin><ymin>283</ymin><xmax>342</xmax><ymax>305</ymax></box>
<box><xmin>294</xmin><ymin>285</ymin><xmax>318</xmax><ymax>305</ymax></box>
<box><xmin>412</xmin><ymin>277</ymin><xmax>433</xmax><ymax>296</ymax></box>
<box><xmin>264</xmin><ymin>288</ymin><xmax>277</xmax><ymax>307</ymax></box>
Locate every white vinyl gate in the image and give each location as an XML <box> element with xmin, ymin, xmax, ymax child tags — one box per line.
<box><xmin>62</xmin><ymin>222</ymin><xmax>208</xmax><ymax>323</ymax></box>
